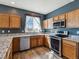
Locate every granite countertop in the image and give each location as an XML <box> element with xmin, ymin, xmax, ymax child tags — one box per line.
<box><xmin>0</xmin><ymin>32</ymin><xmax>49</xmax><ymax>37</ymax></box>
<box><xmin>0</xmin><ymin>33</ymin><xmax>49</xmax><ymax>59</ymax></box>
<box><xmin>63</xmin><ymin>35</ymin><xmax>79</xmax><ymax>43</ymax></box>
<box><xmin>0</xmin><ymin>37</ymin><xmax>12</xmax><ymax>59</ymax></box>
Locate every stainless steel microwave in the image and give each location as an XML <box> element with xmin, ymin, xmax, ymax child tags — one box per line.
<box><xmin>53</xmin><ymin>19</ymin><xmax>66</xmax><ymax>28</ymax></box>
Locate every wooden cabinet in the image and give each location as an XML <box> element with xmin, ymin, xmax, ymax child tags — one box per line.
<box><xmin>0</xmin><ymin>13</ymin><xmax>9</xmax><ymax>28</ymax></box>
<box><xmin>44</xmin><ymin>35</ymin><xmax>50</xmax><ymax>48</ymax></box>
<box><xmin>66</xmin><ymin>10</ymin><xmax>75</xmax><ymax>28</ymax></box>
<box><xmin>43</xmin><ymin>18</ymin><xmax>53</xmax><ymax>29</ymax></box>
<box><xmin>47</xmin><ymin>18</ymin><xmax>53</xmax><ymax>28</ymax></box>
<box><xmin>37</xmin><ymin>35</ymin><xmax>44</xmax><ymax>46</ymax></box>
<box><xmin>10</xmin><ymin>15</ymin><xmax>21</xmax><ymax>28</ymax></box>
<box><xmin>0</xmin><ymin>13</ymin><xmax>21</xmax><ymax>28</ymax></box>
<box><xmin>30</xmin><ymin>35</ymin><xmax>44</xmax><ymax>48</ymax></box>
<box><xmin>62</xmin><ymin>39</ymin><xmax>78</xmax><ymax>59</ymax></box>
<box><xmin>30</xmin><ymin>36</ymin><xmax>38</xmax><ymax>48</ymax></box>
<box><xmin>43</xmin><ymin>20</ymin><xmax>48</xmax><ymax>29</ymax></box>
<box><xmin>73</xmin><ymin>9</ymin><xmax>79</xmax><ymax>28</ymax></box>
<box><xmin>53</xmin><ymin>16</ymin><xmax>59</xmax><ymax>21</ymax></box>
<box><xmin>12</xmin><ymin>37</ymin><xmax>20</xmax><ymax>53</ymax></box>
<box><xmin>5</xmin><ymin>43</ymin><xmax>12</xmax><ymax>59</ymax></box>
<box><xmin>59</xmin><ymin>14</ymin><xmax>66</xmax><ymax>20</ymax></box>
<box><xmin>66</xmin><ymin>9</ymin><xmax>79</xmax><ymax>28</ymax></box>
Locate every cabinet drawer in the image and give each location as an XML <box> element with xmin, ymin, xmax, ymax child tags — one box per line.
<box><xmin>62</xmin><ymin>39</ymin><xmax>76</xmax><ymax>46</ymax></box>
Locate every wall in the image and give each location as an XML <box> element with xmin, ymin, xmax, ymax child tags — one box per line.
<box><xmin>0</xmin><ymin>4</ymin><xmax>45</xmax><ymax>34</ymax></box>
<box><xmin>46</xmin><ymin>0</ymin><xmax>79</xmax><ymax>35</ymax></box>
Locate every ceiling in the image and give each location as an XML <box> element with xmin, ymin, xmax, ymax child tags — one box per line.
<box><xmin>0</xmin><ymin>0</ymin><xmax>74</xmax><ymax>14</ymax></box>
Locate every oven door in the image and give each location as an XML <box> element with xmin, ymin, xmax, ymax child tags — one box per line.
<box><xmin>50</xmin><ymin>36</ymin><xmax>62</xmax><ymax>56</ymax></box>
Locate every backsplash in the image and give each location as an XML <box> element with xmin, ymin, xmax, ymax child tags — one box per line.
<box><xmin>44</xmin><ymin>28</ymin><xmax>79</xmax><ymax>35</ymax></box>
<box><xmin>58</xmin><ymin>28</ymin><xmax>79</xmax><ymax>35</ymax></box>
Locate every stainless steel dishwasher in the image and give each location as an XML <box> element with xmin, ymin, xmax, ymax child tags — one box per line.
<box><xmin>20</xmin><ymin>37</ymin><xmax>30</xmax><ymax>50</ymax></box>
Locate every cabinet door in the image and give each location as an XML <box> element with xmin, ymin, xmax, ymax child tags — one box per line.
<box><xmin>44</xmin><ymin>36</ymin><xmax>49</xmax><ymax>48</ymax></box>
<box><xmin>37</xmin><ymin>35</ymin><xmax>44</xmax><ymax>46</ymax></box>
<box><xmin>48</xmin><ymin>18</ymin><xmax>53</xmax><ymax>29</ymax></box>
<box><xmin>12</xmin><ymin>37</ymin><xmax>20</xmax><ymax>53</ymax></box>
<box><xmin>43</xmin><ymin>20</ymin><xmax>48</xmax><ymax>29</ymax></box>
<box><xmin>54</xmin><ymin>16</ymin><xmax>59</xmax><ymax>21</ymax></box>
<box><xmin>10</xmin><ymin>15</ymin><xmax>21</xmax><ymax>28</ymax></box>
<box><xmin>0</xmin><ymin>14</ymin><xmax>9</xmax><ymax>28</ymax></box>
<box><xmin>66</xmin><ymin>9</ymin><xmax>79</xmax><ymax>28</ymax></box>
<box><xmin>66</xmin><ymin>11</ymin><xmax>75</xmax><ymax>28</ymax></box>
<box><xmin>62</xmin><ymin>40</ymin><xmax>77</xmax><ymax>59</ymax></box>
<box><xmin>74</xmin><ymin>9</ymin><xmax>79</xmax><ymax>28</ymax></box>
<box><xmin>30</xmin><ymin>36</ymin><xmax>37</xmax><ymax>48</ymax></box>
<box><xmin>59</xmin><ymin>14</ymin><xmax>66</xmax><ymax>20</ymax></box>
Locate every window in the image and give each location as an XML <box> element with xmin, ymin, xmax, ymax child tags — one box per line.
<box><xmin>25</xmin><ymin>16</ymin><xmax>41</xmax><ymax>32</ymax></box>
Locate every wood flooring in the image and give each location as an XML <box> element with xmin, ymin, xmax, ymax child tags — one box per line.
<box><xmin>13</xmin><ymin>47</ymin><xmax>62</xmax><ymax>59</ymax></box>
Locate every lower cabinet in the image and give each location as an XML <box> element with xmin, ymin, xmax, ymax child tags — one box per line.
<box><xmin>30</xmin><ymin>35</ymin><xmax>44</xmax><ymax>48</ymax></box>
<box><xmin>12</xmin><ymin>36</ymin><xmax>45</xmax><ymax>52</ymax></box>
<box><xmin>44</xmin><ymin>35</ymin><xmax>50</xmax><ymax>48</ymax></box>
<box><xmin>30</xmin><ymin>36</ymin><xmax>38</xmax><ymax>48</ymax></box>
<box><xmin>62</xmin><ymin>39</ymin><xmax>78</xmax><ymax>59</ymax></box>
<box><xmin>37</xmin><ymin>35</ymin><xmax>44</xmax><ymax>46</ymax></box>
<box><xmin>12</xmin><ymin>37</ymin><xmax>20</xmax><ymax>53</ymax></box>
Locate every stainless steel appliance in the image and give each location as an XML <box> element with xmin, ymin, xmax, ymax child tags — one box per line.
<box><xmin>20</xmin><ymin>37</ymin><xmax>30</xmax><ymax>50</ymax></box>
<box><xmin>53</xmin><ymin>19</ymin><xmax>66</xmax><ymax>28</ymax></box>
<box><xmin>50</xmin><ymin>31</ymin><xmax>68</xmax><ymax>56</ymax></box>
<box><xmin>50</xmin><ymin>36</ymin><xmax>62</xmax><ymax>56</ymax></box>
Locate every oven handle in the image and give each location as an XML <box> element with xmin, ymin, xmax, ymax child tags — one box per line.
<box><xmin>50</xmin><ymin>37</ymin><xmax>61</xmax><ymax>40</ymax></box>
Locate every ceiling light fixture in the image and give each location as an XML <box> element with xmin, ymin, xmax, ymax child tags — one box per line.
<box><xmin>11</xmin><ymin>2</ymin><xmax>15</xmax><ymax>4</ymax></box>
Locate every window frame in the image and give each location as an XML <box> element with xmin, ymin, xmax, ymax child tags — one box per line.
<box><xmin>25</xmin><ymin>14</ymin><xmax>41</xmax><ymax>32</ymax></box>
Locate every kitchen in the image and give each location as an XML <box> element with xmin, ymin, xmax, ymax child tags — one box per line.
<box><xmin>0</xmin><ymin>0</ymin><xmax>79</xmax><ymax>59</ymax></box>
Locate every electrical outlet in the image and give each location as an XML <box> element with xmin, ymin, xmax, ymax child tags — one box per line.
<box><xmin>2</xmin><ymin>30</ymin><xmax>5</xmax><ymax>33</ymax></box>
<box><xmin>8</xmin><ymin>30</ymin><xmax>10</xmax><ymax>33</ymax></box>
<box><xmin>77</xmin><ymin>31</ymin><xmax>79</xmax><ymax>34</ymax></box>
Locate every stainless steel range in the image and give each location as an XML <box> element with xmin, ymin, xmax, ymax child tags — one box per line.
<box><xmin>50</xmin><ymin>31</ymin><xmax>68</xmax><ymax>57</ymax></box>
<box><xmin>50</xmin><ymin>36</ymin><xmax>62</xmax><ymax>56</ymax></box>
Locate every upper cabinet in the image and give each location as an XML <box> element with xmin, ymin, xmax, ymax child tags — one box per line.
<box><xmin>0</xmin><ymin>13</ymin><xmax>9</xmax><ymax>28</ymax></box>
<box><xmin>66</xmin><ymin>11</ymin><xmax>75</xmax><ymax>28</ymax></box>
<box><xmin>53</xmin><ymin>16</ymin><xmax>59</xmax><ymax>21</ymax></box>
<box><xmin>43</xmin><ymin>18</ymin><xmax>53</xmax><ymax>29</ymax></box>
<box><xmin>54</xmin><ymin>14</ymin><xmax>66</xmax><ymax>21</ymax></box>
<box><xmin>66</xmin><ymin>9</ymin><xmax>79</xmax><ymax>28</ymax></box>
<box><xmin>47</xmin><ymin>18</ymin><xmax>53</xmax><ymax>29</ymax></box>
<box><xmin>53</xmin><ymin>9</ymin><xmax>79</xmax><ymax>28</ymax></box>
<box><xmin>59</xmin><ymin>14</ymin><xmax>66</xmax><ymax>20</ymax></box>
<box><xmin>43</xmin><ymin>20</ymin><xmax>48</xmax><ymax>29</ymax></box>
<box><xmin>0</xmin><ymin>13</ymin><xmax>21</xmax><ymax>29</ymax></box>
<box><xmin>10</xmin><ymin>15</ymin><xmax>21</xmax><ymax>28</ymax></box>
